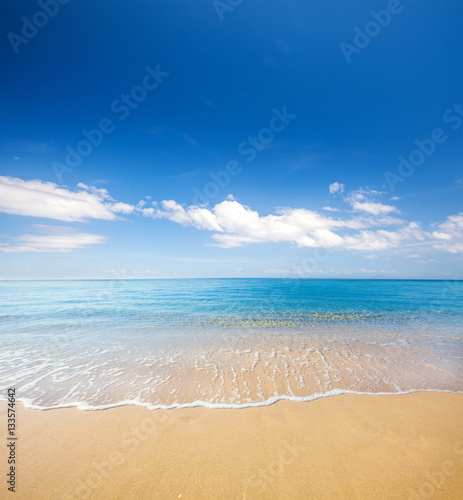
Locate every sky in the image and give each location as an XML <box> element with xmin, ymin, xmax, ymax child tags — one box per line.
<box><xmin>0</xmin><ymin>0</ymin><xmax>462</xmax><ymax>280</ymax></box>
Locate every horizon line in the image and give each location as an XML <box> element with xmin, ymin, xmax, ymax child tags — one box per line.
<box><xmin>1</xmin><ymin>278</ymin><xmax>462</xmax><ymax>282</ymax></box>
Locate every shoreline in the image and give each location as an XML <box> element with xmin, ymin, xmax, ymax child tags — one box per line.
<box><xmin>2</xmin><ymin>391</ymin><xmax>463</xmax><ymax>499</ymax></box>
<box><xmin>4</xmin><ymin>387</ymin><xmax>463</xmax><ymax>412</ymax></box>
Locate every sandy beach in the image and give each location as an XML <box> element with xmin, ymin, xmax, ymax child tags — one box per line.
<box><xmin>1</xmin><ymin>391</ymin><xmax>462</xmax><ymax>499</ymax></box>
<box><xmin>2</xmin><ymin>0</ymin><xmax>462</xmax><ymax>497</ymax></box>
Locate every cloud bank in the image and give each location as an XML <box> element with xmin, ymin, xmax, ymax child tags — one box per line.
<box><xmin>0</xmin><ymin>176</ymin><xmax>462</xmax><ymax>254</ymax></box>
<box><xmin>140</xmin><ymin>199</ymin><xmax>423</xmax><ymax>251</ymax></box>
<box><xmin>0</xmin><ymin>176</ymin><xmax>134</xmax><ymax>222</ymax></box>
<box><xmin>432</xmin><ymin>213</ymin><xmax>463</xmax><ymax>253</ymax></box>
<box><xmin>0</xmin><ymin>226</ymin><xmax>106</xmax><ymax>253</ymax></box>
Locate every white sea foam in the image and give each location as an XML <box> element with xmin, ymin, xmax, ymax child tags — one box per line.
<box><xmin>3</xmin><ymin>388</ymin><xmax>462</xmax><ymax>412</ymax></box>
<box><xmin>2</xmin><ymin>280</ymin><xmax>462</xmax><ymax>413</ymax></box>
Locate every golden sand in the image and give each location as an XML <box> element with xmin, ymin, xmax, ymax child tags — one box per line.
<box><xmin>1</xmin><ymin>392</ymin><xmax>463</xmax><ymax>499</ymax></box>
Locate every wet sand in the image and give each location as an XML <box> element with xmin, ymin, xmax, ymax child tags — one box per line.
<box><xmin>9</xmin><ymin>330</ymin><xmax>462</xmax><ymax>409</ymax></box>
<box><xmin>1</xmin><ymin>391</ymin><xmax>463</xmax><ymax>499</ymax></box>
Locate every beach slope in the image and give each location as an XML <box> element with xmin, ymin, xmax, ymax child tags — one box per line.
<box><xmin>1</xmin><ymin>392</ymin><xmax>463</xmax><ymax>499</ymax></box>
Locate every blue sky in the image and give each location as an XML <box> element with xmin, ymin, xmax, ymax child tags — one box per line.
<box><xmin>1</xmin><ymin>0</ymin><xmax>462</xmax><ymax>279</ymax></box>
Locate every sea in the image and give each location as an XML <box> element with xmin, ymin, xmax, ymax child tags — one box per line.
<box><xmin>0</xmin><ymin>279</ymin><xmax>462</xmax><ymax>410</ymax></box>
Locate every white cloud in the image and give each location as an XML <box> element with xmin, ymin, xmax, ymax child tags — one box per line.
<box><xmin>140</xmin><ymin>200</ymin><xmax>223</xmax><ymax>231</ymax></box>
<box><xmin>346</xmin><ymin>188</ymin><xmax>398</xmax><ymax>215</ymax></box>
<box><xmin>140</xmin><ymin>198</ymin><xmax>425</xmax><ymax>251</ymax></box>
<box><xmin>357</xmin><ymin>268</ymin><xmax>397</xmax><ymax>275</ymax></box>
<box><xmin>434</xmin><ymin>243</ymin><xmax>463</xmax><ymax>253</ymax></box>
<box><xmin>327</xmin><ymin>185</ymin><xmax>399</xmax><ymax>215</ymax></box>
<box><xmin>342</xmin><ymin>223</ymin><xmax>424</xmax><ymax>251</ymax></box>
<box><xmin>432</xmin><ymin>213</ymin><xmax>463</xmax><ymax>239</ymax></box>
<box><xmin>2</xmin><ymin>176</ymin><xmax>462</xmax><ymax>256</ymax></box>
<box><xmin>432</xmin><ymin>213</ymin><xmax>463</xmax><ymax>253</ymax></box>
<box><xmin>0</xmin><ymin>176</ymin><xmax>134</xmax><ymax>222</ymax></box>
<box><xmin>329</xmin><ymin>182</ymin><xmax>344</xmax><ymax>194</ymax></box>
<box><xmin>351</xmin><ymin>200</ymin><xmax>398</xmax><ymax>215</ymax></box>
<box><xmin>0</xmin><ymin>227</ymin><xmax>106</xmax><ymax>253</ymax></box>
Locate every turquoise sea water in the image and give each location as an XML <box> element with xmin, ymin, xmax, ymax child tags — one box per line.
<box><xmin>0</xmin><ymin>279</ymin><xmax>462</xmax><ymax>409</ymax></box>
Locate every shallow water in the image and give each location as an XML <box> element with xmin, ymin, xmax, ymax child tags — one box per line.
<box><xmin>1</xmin><ymin>279</ymin><xmax>462</xmax><ymax>409</ymax></box>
